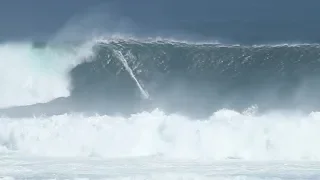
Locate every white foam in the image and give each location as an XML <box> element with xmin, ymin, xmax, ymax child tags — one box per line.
<box><xmin>0</xmin><ymin>108</ymin><xmax>319</xmax><ymax>161</ymax></box>
<box><xmin>94</xmin><ymin>35</ymin><xmax>320</xmax><ymax>47</ymax></box>
<box><xmin>0</xmin><ymin>41</ymin><xmax>94</xmax><ymax>108</ymax></box>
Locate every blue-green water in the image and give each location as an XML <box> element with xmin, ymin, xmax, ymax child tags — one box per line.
<box><xmin>2</xmin><ymin>39</ymin><xmax>320</xmax><ymax>118</ymax></box>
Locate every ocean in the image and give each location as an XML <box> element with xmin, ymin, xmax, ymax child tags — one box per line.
<box><xmin>1</xmin><ymin>1</ymin><xmax>320</xmax><ymax>179</ymax></box>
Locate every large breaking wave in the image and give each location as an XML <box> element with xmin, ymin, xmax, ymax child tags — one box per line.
<box><xmin>3</xmin><ymin>38</ymin><xmax>320</xmax><ymax>117</ymax></box>
<box><xmin>1</xmin><ymin>37</ymin><xmax>320</xmax><ymax>161</ymax></box>
<box><xmin>69</xmin><ymin>39</ymin><xmax>320</xmax><ymax>117</ymax></box>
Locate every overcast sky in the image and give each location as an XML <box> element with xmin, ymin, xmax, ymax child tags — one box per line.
<box><xmin>1</xmin><ymin>0</ymin><xmax>319</xmax><ymax>43</ymax></box>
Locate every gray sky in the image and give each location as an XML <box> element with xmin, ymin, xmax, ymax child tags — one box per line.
<box><xmin>1</xmin><ymin>0</ymin><xmax>319</xmax><ymax>43</ymax></box>
<box><xmin>0</xmin><ymin>0</ymin><xmax>104</xmax><ymax>40</ymax></box>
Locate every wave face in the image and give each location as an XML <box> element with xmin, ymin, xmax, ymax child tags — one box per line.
<box><xmin>0</xmin><ymin>41</ymin><xmax>93</xmax><ymax>108</ymax></box>
<box><xmin>1</xmin><ymin>38</ymin><xmax>320</xmax><ymax>162</ymax></box>
<box><xmin>66</xmin><ymin>40</ymin><xmax>320</xmax><ymax>117</ymax></box>
<box><xmin>1</xmin><ymin>109</ymin><xmax>320</xmax><ymax>161</ymax></box>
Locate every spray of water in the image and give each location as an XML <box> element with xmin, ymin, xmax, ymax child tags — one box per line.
<box><xmin>113</xmin><ymin>50</ymin><xmax>149</xmax><ymax>99</ymax></box>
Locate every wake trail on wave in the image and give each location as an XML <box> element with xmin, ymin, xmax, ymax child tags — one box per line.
<box><xmin>112</xmin><ymin>49</ymin><xmax>149</xmax><ymax>99</ymax></box>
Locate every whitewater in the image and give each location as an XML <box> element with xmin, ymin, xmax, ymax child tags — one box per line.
<box><xmin>2</xmin><ymin>108</ymin><xmax>320</xmax><ymax>179</ymax></box>
<box><xmin>0</xmin><ymin>41</ymin><xmax>94</xmax><ymax>108</ymax></box>
<box><xmin>1</xmin><ymin>37</ymin><xmax>320</xmax><ymax>179</ymax></box>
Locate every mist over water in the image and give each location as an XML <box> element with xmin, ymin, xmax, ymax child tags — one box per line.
<box><xmin>1</xmin><ymin>0</ymin><xmax>320</xmax><ymax>164</ymax></box>
<box><xmin>2</xmin><ymin>2</ymin><xmax>320</xmax><ymax>179</ymax></box>
<box><xmin>0</xmin><ymin>41</ymin><xmax>93</xmax><ymax>108</ymax></box>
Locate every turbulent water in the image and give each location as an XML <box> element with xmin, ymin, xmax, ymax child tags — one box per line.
<box><xmin>1</xmin><ymin>37</ymin><xmax>320</xmax><ymax>179</ymax></box>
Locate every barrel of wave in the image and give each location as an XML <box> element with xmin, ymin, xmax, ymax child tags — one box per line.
<box><xmin>0</xmin><ymin>41</ymin><xmax>94</xmax><ymax>108</ymax></box>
